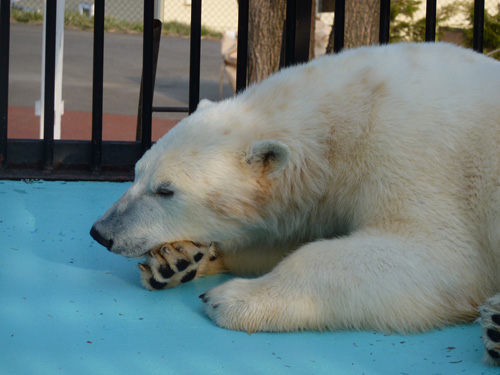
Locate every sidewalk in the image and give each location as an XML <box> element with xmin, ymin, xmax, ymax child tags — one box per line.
<box><xmin>8</xmin><ymin>106</ymin><xmax>178</xmax><ymax>141</ymax></box>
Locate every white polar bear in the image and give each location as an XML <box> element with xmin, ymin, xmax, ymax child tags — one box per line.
<box><xmin>91</xmin><ymin>43</ymin><xmax>500</xmax><ymax>363</ymax></box>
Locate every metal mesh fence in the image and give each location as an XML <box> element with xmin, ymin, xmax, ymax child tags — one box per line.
<box><xmin>11</xmin><ymin>0</ymin><xmax>144</xmax><ymax>22</ymax></box>
<box><xmin>10</xmin><ymin>0</ymin><xmax>239</xmax><ymax>31</ymax></box>
<box><xmin>9</xmin><ymin>0</ymin><xmax>499</xmax><ymax>35</ymax></box>
<box><xmin>162</xmin><ymin>0</ymin><xmax>238</xmax><ymax>32</ymax></box>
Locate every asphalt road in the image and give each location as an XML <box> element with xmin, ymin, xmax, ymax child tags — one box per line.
<box><xmin>9</xmin><ymin>23</ymin><xmax>234</xmax><ymax>121</ymax></box>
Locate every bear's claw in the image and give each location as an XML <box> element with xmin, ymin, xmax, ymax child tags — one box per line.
<box><xmin>480</xmin><ymin>295</ymin><xmax>500</xmax><ymax>365</ymax></box>
<box><xmin>199</xmin><ymin>293</ymin><xmax>209</xmax><ymax>303</ymax></box>
<box><xmin>139</xmin><ymin>241</ymin><xmax>224</xmax><ymax>290</ymax></box>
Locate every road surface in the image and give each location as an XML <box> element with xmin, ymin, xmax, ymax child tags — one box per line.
<box><xmin>8</xmin><ymin>23</ymin><xmax>234</xmax><ymax>140</ymax></box>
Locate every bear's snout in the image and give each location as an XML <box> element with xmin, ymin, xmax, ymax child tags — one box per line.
<box><xmin>90</xmin><ymin>224</ymin><xmax>114</xmax><ymax>251</ymax></box>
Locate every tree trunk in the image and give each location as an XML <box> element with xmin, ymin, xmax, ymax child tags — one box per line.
<box><xmin>326</xmin><ymin>0</ymin><xmax>380</xmax><ymax>52</ymax></box>
<box><xmin>344</xmin><ymin>0</ymin><xmax>380</xmax><ymax>48</ymax></box>
<box><xmin>309</xmin><ymin>0</ymin><xmax>317</xmax><ymax>59</ymax></box>
<box><xmin>247</xmin><ymin>0</ymin><xmax>287</xmax><ymax>84</ymax></box>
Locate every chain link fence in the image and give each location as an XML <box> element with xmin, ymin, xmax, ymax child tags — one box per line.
<box><xmin>9</xmin><ymin>0</ymin><xmax>500</xmax><ymax>38</ymax></box>
<box><xmin>162</xmin><ymin>0</ymin><xmax>238</xmax><ymax>32</ymax></box>
<box><xmin>10</xmin><ymin>0</ymin><xmax>238</xmax><ymax>32</ymax></box>
<box><xmin>11</xmin><ymin>0</ymin><xmax>146</xmax><ymax>22</ymax></box>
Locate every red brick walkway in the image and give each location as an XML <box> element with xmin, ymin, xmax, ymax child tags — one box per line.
<box><xmin>8</xmin><ymin>106</ymin><xmax>178</xmax><ymax>141</ymax></box>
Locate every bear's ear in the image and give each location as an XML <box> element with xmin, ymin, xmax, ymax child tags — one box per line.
<box><xmin>246</xmin><ymin>140</ymin><xmax>291</xmax><ymax>175</ymax></box>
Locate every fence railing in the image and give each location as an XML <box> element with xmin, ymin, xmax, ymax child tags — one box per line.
<box><xmin>0</xmin><ymin>0</ymin><xmax>487</xmax><ymax>181</ymax></box>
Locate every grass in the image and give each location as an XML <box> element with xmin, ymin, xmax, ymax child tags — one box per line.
<box><xmin>11</xmin><ymin>9</ymin><xmax>222</xmax><ymax>39</ymax></box>
<box><xmin>11</xmin><ymin>8</ymin><xmax>44</xmax><ymax>23</ymax></box>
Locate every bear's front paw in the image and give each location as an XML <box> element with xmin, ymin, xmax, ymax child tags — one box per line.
<box><xmin>200</xmin><ymin>277</ymin><xmax>312</xmax><ymax>333</ymax></box>
<box><xmin>479</xmin><ymin>294</ymin><xmax>500</xmax><ymax>366</ymax></box>
<box><xmin>200</xmin><ymin>278</ymin><xmax>268</xmax><ymax>333</ymax></box>
<box><xmin>139</xmin><ymin>241</ymin><xmax>223</xmax><ymax>290</ymax></box>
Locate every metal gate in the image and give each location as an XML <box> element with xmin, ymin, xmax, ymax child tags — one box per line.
<box><xmin>0</xmin><ymin>0</ymin><xmax>487</xmax><ymax>181</ymax></box>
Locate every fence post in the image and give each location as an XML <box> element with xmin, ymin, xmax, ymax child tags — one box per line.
<box><xmin>425</xmin><ymin>0</ymin><xmax>437</xmax><ymax>42</ymax></box>
<box><xmin>189</xmin><ymin>0</ymin><xmax>202</xmax><ymax>114</ymax></box>
<box><xmin>284</xmin><ymin>0</ymin><xmax>297</xmax><ymax>66</ymax></box>
<box><xmin>236</xmin><ymin>0</ymin><xmax>249</xmax><ymax>92</ymax></box>
<box><xmin>0</xmin><ymin>0</ymin><xmax>10</xmax><ymax>169</ymax></box>
<box><xmin>283</xmin><ymin>0</ymin><xmax>313</xmax><ymax>67</ymax></box>
<box><xmin>38</xmin><ymin>0</ymin><xmax>65</xmax><ymax>141</ymax></box>
<box><xmin>473</xmin><ymin>0</ymin><xmax>484</xmax><ymax>53</ymax></box>
<box><xmin>333</xmin><ymin>0</ymin><xmax>345</xmax><ymax>53</ymax></box>
<box><xmin>91</xmin><ymin>0</ymin><xmax>105</xmax><ymax>172</ymax></box>
<box><xmin>43</xmin><ymin>0</ymin><xmax>57</xmax><ymax>170</ymax></box>
<box><xmin>141</xmin><ymin>0</ymin><xmax>154</xmax><ymax>153</ymax></box>
<box><xmin>294</xmin><ymin>0</ymin><xmax>312</xmax><ymax>63</ymax></box>
<box><xmin>137</xmin><ymin>20</ymin><xmax>162</xmax><ymax>142</ymax></box>
<box><xmin>379</xmin><ymin>0</ymin><xmax>390</xmax><ymax>44</ymax></box>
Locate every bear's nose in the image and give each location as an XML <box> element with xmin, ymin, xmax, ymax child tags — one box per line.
<box><xmin>90</xmin><ymin>225</ymin><xmax>114</xmax><ymax>251</ymax></box>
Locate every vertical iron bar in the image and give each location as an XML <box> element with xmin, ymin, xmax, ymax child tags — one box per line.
<box><xmin>0</xmin><ymin>0</ymin><xmax>10</xmax><ymax>168</ymax></box>
<box><xmin>236</xmin><ymin>0</ymin><xmax>249</xmax><ymax>93</ymax></box>
<box><xmin>43</xmin><ymin>0</ymin><xmax>57</xmax><ymax>170</ymax></box>
<box><xmin>333</xmin><ymin>0</ymin><xmax>345</xmax><ymax>53</ymax></box>
<box><xmin>379</xmin><ymin>0</ymin><xmax>391</xmax><ymax>44</ymax></box>
<box><xmin>294</xmin><ymin>0</ymin><xmax>312</xmax><ymax>64</ymax></box>
<box><xmin>473</xmin><ymin>0</ymin><xmax>484</xmax><ymax>53</ymax></box>
<box><xmin>189</xmin><ymin>0</ymin><xmax>201</xmax><ymax>113</ymax></box>
<box><xmin>285</xmin><ymin>0</ymin><xmax>297</xmax><ymax>66</ymax></box>
<box><xmin>425</xmin><ymin>0</ymin><xmax>437</xmax><ymax>42</ymax></box>
<box><xmin>92</xmin><ymin>0</ymin><xmax>105</xmax><ymax>172</ymax></box>
<box><xmin>137</xmin><ymin>20</ymin><xmax>162</xmax><ymax>141</ymax></box>
<box><xmin>141</xmin><ymin>0</ymin><xmax>154</xmax><ymax>153</ymax></box>
<box><xmin>279</xmin><ymin>21</ymin><xmax>287</xmax><ymax>68</ymax></box>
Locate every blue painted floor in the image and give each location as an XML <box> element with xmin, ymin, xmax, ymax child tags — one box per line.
<box><xmin>1</xmin><ymin>180</ymin><xmax>499</xmax><ymax>375</ymax></box>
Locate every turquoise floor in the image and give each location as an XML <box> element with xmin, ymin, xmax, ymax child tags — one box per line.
<box><xmin>1</xmin><ymin>180</ymin><xmax>499</xmax><ymax>375</ymax></box>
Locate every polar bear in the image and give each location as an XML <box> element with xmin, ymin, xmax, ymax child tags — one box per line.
<box><xmin>90</xmin><ymin>43</ymin><xmax>500</xmax><ymax>364</ymax></box>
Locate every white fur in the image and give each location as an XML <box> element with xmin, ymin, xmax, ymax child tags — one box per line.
<box><xmin>93</xmin><ymin>43</ymin><xmax>500</xmax><ymax>342</ymax></box>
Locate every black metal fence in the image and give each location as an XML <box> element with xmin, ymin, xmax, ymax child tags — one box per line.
<box><xmin>11</xmin><ymin>0</ymin><xmax>146</xmax><ymax>22</ymax></box>
<box><xmin>0</xmin><ymin>0</ymin><xmax>487</xmax><ymax>181</ymax></box>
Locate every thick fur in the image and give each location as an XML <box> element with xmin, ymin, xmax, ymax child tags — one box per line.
<box><xmin>91</xmin><ymin>43</ymin><xmax>500</xmax><ymax>360</ymax></box>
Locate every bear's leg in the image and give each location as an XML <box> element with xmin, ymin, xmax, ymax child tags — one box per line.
<box><xmin>139</xmin><ymin>241</ymin><xmax>226</xmax><ymax>290</ymax></box>
<box><xmin>201</xmin><ymin>231</ymin><xmax>479</xmax><ymax>333</ymax></box>
<box><xmin>479</xmin><ymin>295</ymin><xmax>500</xmax><ymax>365</ymax></box>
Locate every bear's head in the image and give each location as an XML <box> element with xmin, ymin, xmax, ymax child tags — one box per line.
<box><xmin>90</xmin><ymin>100</ymin><xmax>291</xmax><ymax>257</ymax></box>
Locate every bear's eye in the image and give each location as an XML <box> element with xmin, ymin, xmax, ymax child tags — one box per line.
<box><xmin>158</xmin><ymin>189</ymin><xmax>174</xmax><ymax>198</ymax></box>
<box><xmin>157</xmin><ymin>183</ymin><xmax>174</xmax><ymax>198</ymax></box>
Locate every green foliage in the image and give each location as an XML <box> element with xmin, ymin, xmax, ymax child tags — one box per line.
<box><xmin>389</xmin><ymin>0</ymin><xmax>461</xmax><ymax>42</ymax></box>
<box><xmin>162</xmin><ymin>20</ymin><xmax>191</xmax><ymax>35</ymax></box>
<box><xmin>161</xmin><ymin>20</ymin><xmax>222</xmax><ymax>39</ymax></box>
<box><xmin>103</xmin><ymin>15</ymin><xmax>144</xmax><ymax>33</ymax></box>
<box><xmin>463</xmin><ymin>3</ymin><xmax>500</xmax><ymax>58</ymax></box>
<box><xmin>200</xmin><ymin>25</ymin><xmax>222</xmax><ymax>39</ymax></box>
<box><xmin>11</xmin><ymin>9</ymin><xmax>221</xmax><ymax>39</ymax></box>
<box><xmin>64</xmin><ymin>11</ymin><xmax>94</xmax><ymax>30</ymax></box>
<box><xmin>389</xmin><ymin>0</ymin><xmax>422</xmax><ymax>42</ymax></box>
<box><xmin>11</xmin><ymin>8</ymin><xmax>43</xmax><ymax>23</ymax></box>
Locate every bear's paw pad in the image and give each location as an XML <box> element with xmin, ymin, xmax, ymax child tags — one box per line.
<box><xmin>480</xmin><ymin>294</ymin><xmax>500</xmax><ymax>366</ymax></box>
<box><xmin>139</xmin><ymin>241</ymin><xmax>217</xmax><ymax>290</ymax></box>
